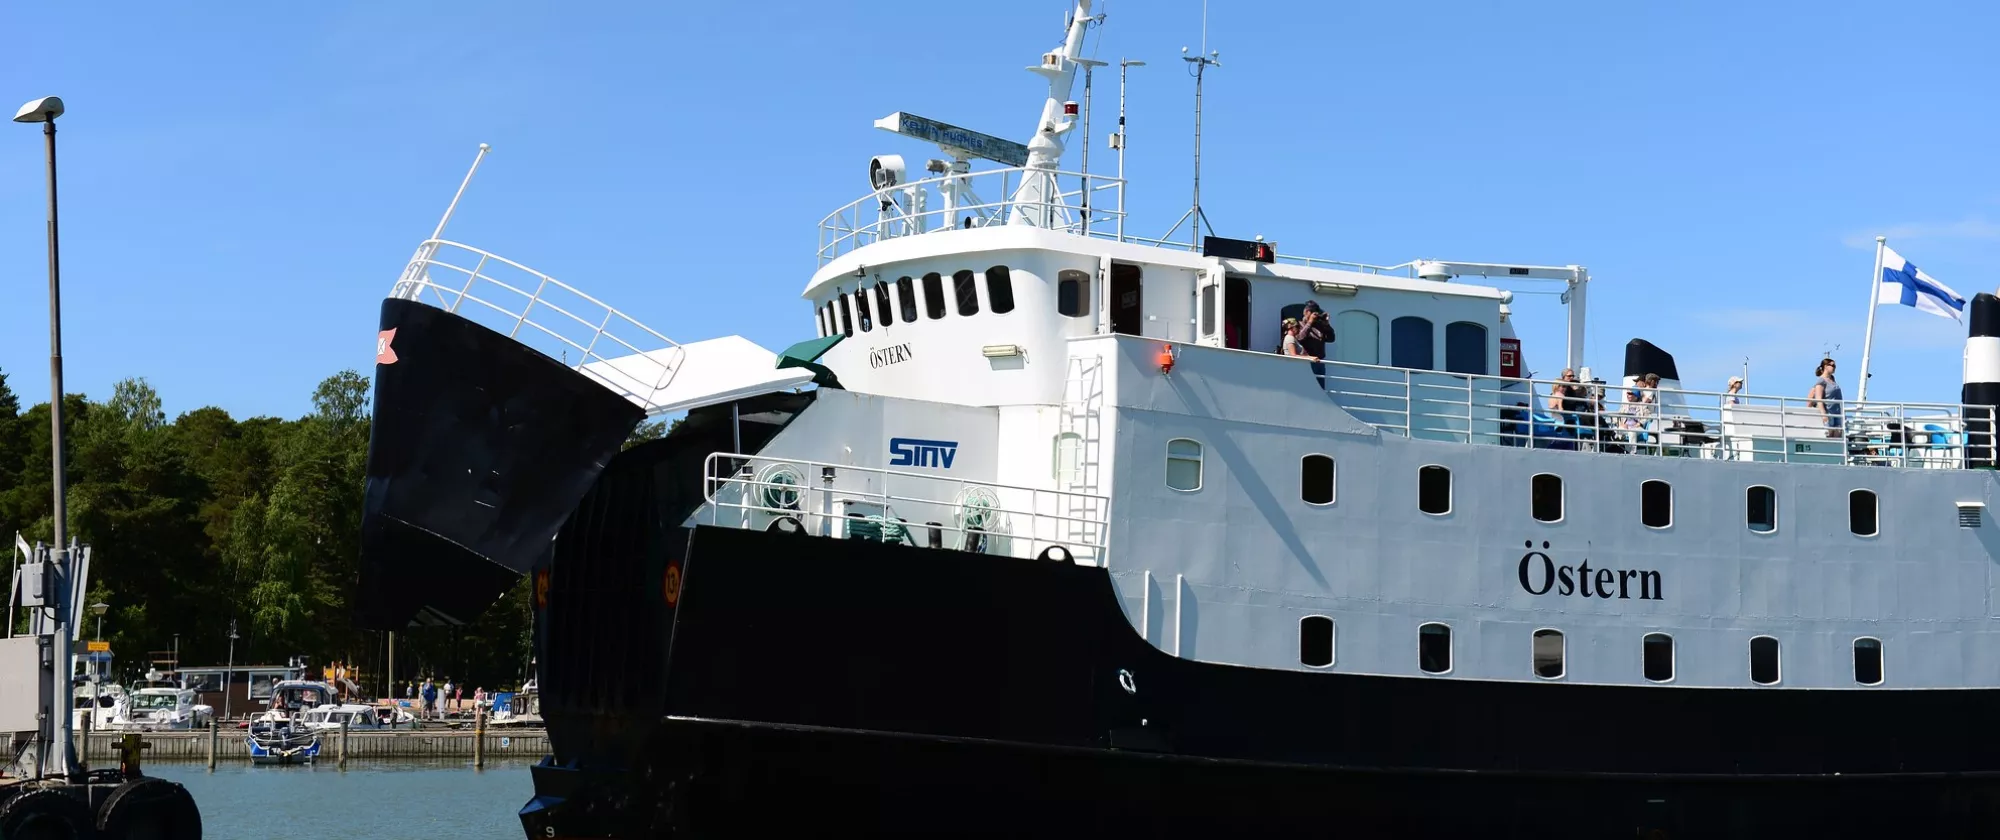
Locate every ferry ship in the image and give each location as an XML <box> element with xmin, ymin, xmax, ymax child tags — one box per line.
<box><xmin>355</xmin><ymin>4</ymin><xmax>2000</xmax><ymax>836</ymax></box>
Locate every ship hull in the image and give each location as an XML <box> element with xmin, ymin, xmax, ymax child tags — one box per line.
<box><xmin>519</xmin><ymin>524</ymin><xmax>2000</xmax><ymax>839</ymax></box>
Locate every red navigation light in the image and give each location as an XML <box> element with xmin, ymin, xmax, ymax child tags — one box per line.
<box><xmin>1063</xmin><ymin>100</ymin><xmax>1079</xmax><ymax>116</ymax></box>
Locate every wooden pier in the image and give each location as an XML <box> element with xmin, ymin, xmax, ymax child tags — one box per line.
<box><xmin>77</xmin><ymin>727</ymin><xmax>548</xmax><ymax>762</ymax></box>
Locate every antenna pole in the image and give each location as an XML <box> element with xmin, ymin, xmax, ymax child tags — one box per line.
<box><xmin>1078</xmin><ymin>59</ymin><xmax>1107</xmax><ymax>232</ymax></box>
<box><xmin>1114</xmin><ymin>59</ymin><xmax>1145</xmax><ymax>242</ymax></box>
<box><xmin>1161</xmin><ymin>48</ymin><xmax>1221</xmax><ymax>248</ymax></box>
<box><xmin>429</xmin><ymin>143</ymin><xmax>492</xmax><ymax>243</ymax></box>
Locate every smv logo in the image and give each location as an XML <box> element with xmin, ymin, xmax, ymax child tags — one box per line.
<box><xmin>889</xmin><ymin>437</ymin><xmax>958</xmax><ymax>469</ymax></box>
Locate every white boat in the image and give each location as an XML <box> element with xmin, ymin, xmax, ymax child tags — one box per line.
<box><xmin>110</xmin><ymin>686</ymin><xmax>212</xmax><ymax>732</ymax></box>
<box><xmin>296</xmin><ymin>703</ymin><xmax>417</xmax><ymax>731</ymax></box>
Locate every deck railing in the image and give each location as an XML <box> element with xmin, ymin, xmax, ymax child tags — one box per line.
<box><xmin>817</xmin><ymin>167</ymin><xmax>1125</xmax><ymax>264</ymax></box>
<box><xmin>1320</xmin><ymin>359</ymin><xmax>1996</xmax><ymax>469</ymax></box>
<box><xmin>701</xmin><ymin>452</ymin><xmax>1111</xmax><ymax>565</ymax></box>
<box><xmin>388</xmin><ymin>239</ymin><xmax>685</xmax><ymax>412</ymax></box>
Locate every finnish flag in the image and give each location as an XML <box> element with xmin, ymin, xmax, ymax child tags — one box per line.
<box><xmin>1878</xmin><ymin>245</ymin><xmax>1965</xmax><ymax>322</ymax></box>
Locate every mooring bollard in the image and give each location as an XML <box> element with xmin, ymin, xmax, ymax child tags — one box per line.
<box><xmin>473</xmin><ymin>705</ymin><xmax>485</xmax><ymax>769</ymax></box>
<box><xmin>207</xmin><ymin>721</ymin><xmax>219</xmax><ymax>769</ymax></box>
<box><xmin>339</xmin><ymin>719</ymin><xmax>350</xmax><ymax>769</ymax></box>
<box><xmin>118</xmin><ymin>733</ymin><xmax>149</xmax><ymax>779</ymax></box>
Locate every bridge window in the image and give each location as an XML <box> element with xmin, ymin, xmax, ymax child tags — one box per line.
<box><xmin>1390</xmin><ymin>316</ymin><xmax>1434</xmax><ymax>370</ymax></box>
<box><xmin>1747</xmin><ymin>485</ymin><xmax>1777</xmax><ymax>533</ymax></box>
<box><xmin>1057</xmin><ymin>269</ymin><xmax>1090</xmax><ymax>317</ymax></box>
<box><xmin>896</xmin><ymin>276</ymin><xmax>918</xmax><ymax>323</ymax></box>
<box><xmin>1643</xmin><ymin>633</ymin><xmax>1674</xmax><ymax>682</ymax></box>
<box><xmin>1641</xmin><ymin>480</ymin><xmax>1672</xmax><ymax>528</ymax></box>
<box><xmin>1333</xmin><ymin>311</ymin><xmax>1379</xmax><ymax>364</ymax></box>
<box><xmin>1419</xmin><ymin>623</ymin><xmax>1452</xmax><ymax>674</ymax></box>
<box><xmin>816</xmin><ymin>304</ymin><xmax>829</xmax><ymax>338</ymax></box>
<box><xmin>954</xmin><ymin>269</ymin><xmax>980</xmax><ymax>317</ymax></box>
<box><xmin>1300</xmin><ymin>454</ymin><xmax>1335</xmax><ymax>505</ymax></box>
<box><xmin>1849</xmin><ymin>489</ymin><xmax>1878</xmax><ymax>537</ymax></box>
<box><xmin>1750</xmin><ymin>636</ymin><xmax>1780</xmax><ymax>685</ymax></box>
<box><xmin>1531</xmin><ymin>473</ymin><xmax>1563</xmax><ymax>522</ymax></box>
<box><xmin>873</xmin><ymin>282</ymin><xmax>895</xmax><ymax>326</ymax></box>
<box><xmin>986</xmin><ymin>266</ymin><xmax>1015</xmax><ymax>314</ymax></box>
<box><xmin>922</xmin><ymin>272</ymin><xmax>946</xmax><ymax>320</ymax></box>
<box><xmin>1418</xmin><ymin>465</ymin><xmax>1451</xmax><ymax>515</ymax></box>
<box><xmin>1532</xmin><ymin>629</ymin><xmax>1564</xmax><ymax>679</ymax></box>
<box><xmin>1200</xmin><ymin>285</ymin><xmax>1217</xmax><ymax>338</ymax></box>
<box><xmin>1854</xmin><ymin>637</ymin><xmax>1884</xmax><ymax>685</ymax></box>
<box><xmin>1166</xmin><ymin>438</ymin><xmax>1202</xmax><ymax>492</ymax></box>
<box><xmin>1444</xmin><ymin>321</ymin><xmax>1488</xmax><ymax>375</ymax></box>
<box><xmin>855</xmin><ymin>286</ymin><xmax>874</xmax><ymax>332</ymax></box>
<box><xmin>1300</xmin><ymin>616</ymin><xmax>1334</xmax><ymax>668</ymax></box>
<box><xmin>837</xmin><ymin>293</ymin><xmax>854</xmax><ymax>337</ymax></box>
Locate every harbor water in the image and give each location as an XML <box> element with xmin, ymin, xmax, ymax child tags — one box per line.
<box><xmin>145</xmin><ymin>758</ymin><xmax>534</xmax><ymax>837</ymax></box>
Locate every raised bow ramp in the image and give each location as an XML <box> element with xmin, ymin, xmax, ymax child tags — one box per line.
<box><xmin>359</xmin><ymin>240</ymin><xmax>807</xmax><ymax>628</ymax></box>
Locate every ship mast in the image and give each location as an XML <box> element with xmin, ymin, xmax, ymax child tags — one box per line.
<box><xmin>1006</xmin><ymin>0</ymin><xmax>1097</xmax><ymax>229</ymax></box>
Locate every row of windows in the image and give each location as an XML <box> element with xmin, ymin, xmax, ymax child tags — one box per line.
<box><xmin>817</xmin><ymin>266</ymin><xmax>1016</xmax><ymax>338</ymax></box>
<box><xmin>1299</xmin><ymin>618</ymin><xmax>1887</xmax><ymax>686</ymax></box>
<box><xmin>1523</xmin><ymin>471</ymin><xmax>1877</xmax><ymax>536</ymax></box>
<box><xmin>1311</xmin><ymin>311</ymin><xmax>1489</xmax><ymax>374</ymax></box>
<box><xmin>1163</xmin><ymin>440</ymin><xmax>1885</xmax><ymax>538</ymax></box>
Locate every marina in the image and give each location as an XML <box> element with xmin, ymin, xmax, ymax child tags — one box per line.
<box><xmin>75</xmin><ymin>728</ymin><xmax>548</xmax><ymax>763</ymax></box>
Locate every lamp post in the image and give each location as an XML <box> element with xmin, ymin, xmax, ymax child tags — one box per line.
<box><xmin>89</xmin><ymin>602</ymin><xmax>107</xmax><ymax>642</ymax></box>
<box><xmin>224</xmin><ymin>620</ymin><xmax>238</xmax><ymax>722</ymax></box>
<box><xmin>15</xmin><ymin>95</ymin><xmax>74</xmax><ymax>780</ymax></box>
<box><xmin>13</xmin><ymin>96</ymin><xmax>68</xmax><ymax>569</ymax></box>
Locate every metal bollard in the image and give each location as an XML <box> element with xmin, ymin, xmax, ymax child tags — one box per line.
<box><xmin>207</xmin><ymin>721</ymin><xmax>218</xmax><ymax>770</ymax></box>
<box><xmin>473</xmin><ymin>705</ymin><xmax>486</xmax><ymax>769</ymax></box>
<box><xmin>118</xmin><ymin>733</ymin><xmax>149</xmax><ymax>779</ymax></box>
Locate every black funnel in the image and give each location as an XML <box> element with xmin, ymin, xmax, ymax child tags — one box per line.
<box><xmin>357</xmin><ymin>297</ymin><xmax>645</xmax><ymax>629</ymax></box>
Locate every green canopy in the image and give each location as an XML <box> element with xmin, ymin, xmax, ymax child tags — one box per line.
<box><xmin>776</xmin><ymin>334</ymin><xmax>843</xmax><ymax>389</ymax></box>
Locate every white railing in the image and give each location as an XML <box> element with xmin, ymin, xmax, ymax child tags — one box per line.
<box><xmin>817</xmin><ymin>167</ymin><xmax>1125</xmax><ymax>264</ymax></box>
<box><xmin>1319</xmin><ymin>359</ymin><xmax>1997</xmax><ymax>469</ymax></box>
<box><xmin>389</xmin><ymin>239</ymin><xmax>686</xmax><ymax>412</ymax></box>
<box><xmin>701</xmin><ymin>452</ymin><xmax>1112</xmax><ymax>564</ymax></box>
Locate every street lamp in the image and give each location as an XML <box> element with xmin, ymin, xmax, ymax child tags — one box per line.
<box><xmin>89</xmin><ymin>602</ymin><xmax>107</xmax><ymax>642</ymax></box>
<box><xmin>224</xmin><ymin>620</ymin><xmax>238</xmax><ymax>722</ymax></box>
<box><xmin>13</xmin><ymin>97</ymin><xmax>69</xmax><ymax>569</ymax></box>
<box><xmin>16</xmin><ymin>94</ymin><xmax>74</xmax><ymax>781</ymax></box>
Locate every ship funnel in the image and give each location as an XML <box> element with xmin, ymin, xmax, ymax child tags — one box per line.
<box><xmin>356</xmin><ymin>297</ymin><xmax>644</xmax><ymax>629</ymax></box>
<box><xmin>1963</xmin><ymin>292</ymin><xmax>2000</xmax><ymax>468</ymax></box>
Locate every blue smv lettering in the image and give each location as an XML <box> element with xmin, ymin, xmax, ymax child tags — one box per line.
<box><xmin>889</xmin><ymin>437</ymin><xmax>958</xmax><ymax>469</ymax></box>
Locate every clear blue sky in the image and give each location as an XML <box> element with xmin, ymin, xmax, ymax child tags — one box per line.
<box><xmin>2</xmin><ymin>0</ymin><xmax>1995</xmax><ymax>420</ymax></box>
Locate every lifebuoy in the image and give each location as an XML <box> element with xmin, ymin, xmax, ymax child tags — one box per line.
<box><xmin>0</xmin><ymin>787</ymin><xmax>95</xmax><ymax>840</ymax></box>
<box><xmin>95</xmin><ymin>776</ymin><xmax>202</xmax><ymax>840</ymax></box>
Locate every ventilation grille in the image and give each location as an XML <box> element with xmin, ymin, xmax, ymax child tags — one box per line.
<box><xmin>1959</xmin><ymin>503</ymin><xmax>1984</xmax><ymax>528</ymax></box>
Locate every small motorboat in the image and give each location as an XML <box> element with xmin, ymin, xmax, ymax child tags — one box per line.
<box><xmin>247</xmin><ymin>720</ymin><xmax>321</xmax><ymax>765</ymax></box>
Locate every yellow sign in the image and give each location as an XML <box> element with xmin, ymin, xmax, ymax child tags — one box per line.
<box><xmin>86</xmin><ymin>641</ymin><xmax>109</xmax><ymax>652</ymax></box>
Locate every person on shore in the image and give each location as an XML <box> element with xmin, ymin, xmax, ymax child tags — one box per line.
<box><xmin>444</xmin><ymin>678</ymin><xmax>456</xmax><ymax>713</ymax></box>
<box><xmin>422</xmin><ymin>678</ymin><xmax>438</xmax><ymax>720</ymax></box>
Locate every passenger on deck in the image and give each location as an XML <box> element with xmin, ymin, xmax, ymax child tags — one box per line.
<box><xmin>1279</xmin><ymin>318</ymin><xmax>1304</xmax><ymax>357</ymax></box>
<box><xmin>1297</xmin><ymin>301</ymin><xmax>1333</xmax><ymax>387</ymax></box>
<box><xmin>1547</xmin><ymin>369</ymin><xmax>1590</xmax><ymax>434</ymax></box>
<box><xmin>1623</xmin><ymin>373</ymin><xmax>1662</xmax><ymax>452</ymax></box>
<box><xmin>1725</xmin><ymin>375</ymin><xmax>1744</xmax><ymax>406</ymax></box>
<box><xmin>1808</xmin><ymin>358</ymin><xmax>1842</xmax><ymax>438</ymax></box>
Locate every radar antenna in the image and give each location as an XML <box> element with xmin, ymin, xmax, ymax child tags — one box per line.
<box><xmin>1005</xmin><ymin>0</ymin><xmax>1097</xmax><ymax>229</ymax></box>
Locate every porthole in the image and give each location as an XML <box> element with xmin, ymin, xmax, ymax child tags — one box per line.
<box><xmin>1750</xmin><ymin>635</ymin><xmax>1781</xmax><ymax>685</ymax></box>
<box><xmin>1849</xmin><ymin>489</ymin><xmax>1879</xmax><ymax>537</ymax></box>
<box><xmin>1300</xmin><ymin>455</ymin><xmax>1335</xmax><ymax>505</ymax></box>
<box><xmin>1642</xmin><ymin>633</ymin><xmax>1674</xmax><ymax>682</ymax></box>
<box><xmin>1419</xmin><ymin>622</ymin><xmax>1452</xmax><ymax>674</ymax></box>
<box><xmin>1853</xmin><ymin>637</ymin><xmax>1883</xmax><ymax>685</ymax></box>
<box><xmin>1641</xmin><ymin>480</ymin><xmax>1672</xmax><ymax>528</ymax></box>
<box><xmin>1747</xmin><ymin>485</ymin><xmax>1777</xmax><ymax>533</ymax></box>
<box><xmin>1418</xmin><ymin>465</ymin><xmax>1451</xmax><ymax>515</ymax></box>
<box><xmin>1532</xmin><ymin>629</ymin><xmax>1564</xmax><ymax>679</ymax></box>
<box><xmin>1057</xmin><ymin>269</ymin><xmax>1090</xmax><ymax>317</ymax></box>
<box><xmin>1300</xmin><ymin>616</ymin><xmax>1334</xmax><ymax>668</ymax></box>
<box><xmin>1166</xmin><ymin>438</ymin><xmax>1202</xmax><ymax>492</ymax></box>
<box><xmin>1531</xmin><ymin>473</ymin><xmax>1563</xmax><ymax>523</ymax></box>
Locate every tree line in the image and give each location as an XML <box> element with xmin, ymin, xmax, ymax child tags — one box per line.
<box><xmin>0</xmin><ymin>368</ymin><xmax>537</xmax><ymax>695</ymax></box>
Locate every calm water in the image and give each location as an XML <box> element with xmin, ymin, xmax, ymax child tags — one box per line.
<box><xmin>147</xmin><ymin>758</ymin><xmax>535</xmax><ymax>838</ymax></box>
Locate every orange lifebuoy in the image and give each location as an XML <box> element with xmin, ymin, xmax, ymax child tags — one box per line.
<box><xmin>534</xmin><ymin>568</ymin><xmax>551</xmax><ymax>610</ymax></box>
<box><xmin>664</xmin><ymin>563</ymin><xmax>683</xmax><ymax>607</ymax></box>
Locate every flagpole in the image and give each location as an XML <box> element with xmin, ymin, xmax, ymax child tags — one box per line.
<box><xmin>1857</xmin><ymin>235</ymin><xmax>1886</xmax><ymax>402</ymax></box>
